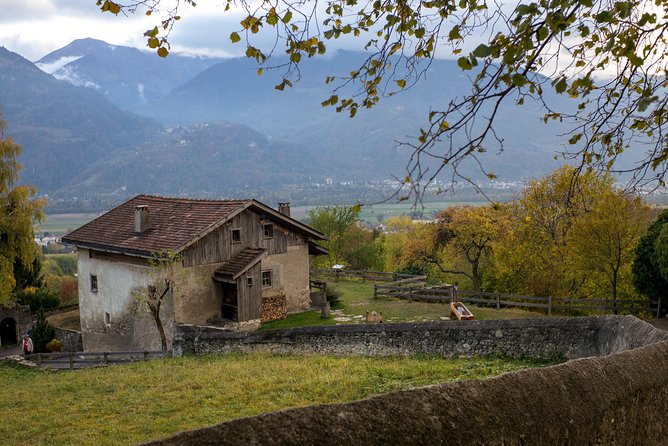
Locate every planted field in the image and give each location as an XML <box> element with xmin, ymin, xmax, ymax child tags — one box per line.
<box><xmin>0</xmin><ymin>353</ymin><xmax>556</xmax><ymax>446</ymax></box>
<box><xmin>35</xmin><ymin>213</ymin><xmax>98</xmax><ymax>236</ymax></box>
<box><xmin>263</xmin><ymin>280</ymin><xmax>542</xmax><ymax>330</ymax></box>
<box><xmin>291</xmin><ymin>201</ymin><xmax>485</xmax><ymax>224</ymax></box>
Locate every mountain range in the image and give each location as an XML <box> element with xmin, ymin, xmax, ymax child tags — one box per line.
<box><xmin>0</xmin><ymin>38</ymin><xmax>580</xmax><ymax>210</ymax></box>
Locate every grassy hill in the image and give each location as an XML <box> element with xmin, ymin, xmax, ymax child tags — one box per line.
<box><xmin>0</xmin><ymin>353</ymin><xmax>556</xmax><ymax>445</ymax></box>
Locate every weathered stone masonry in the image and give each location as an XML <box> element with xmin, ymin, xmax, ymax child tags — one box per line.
<box><xmin>173</xmin><ymin>315</ymin><xmax>661</xmax><ymax>359</ymax></box>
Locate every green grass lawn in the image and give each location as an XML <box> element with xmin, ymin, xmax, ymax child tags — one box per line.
<box><xmin>263</xmin><ymin>279</ymin><xmax>543</xmax><ymax>330</ymax></box>
<box><xmin>0</xmin><ymin>353</ymin><xmax>556</xmax><ymax>446</ymax></box>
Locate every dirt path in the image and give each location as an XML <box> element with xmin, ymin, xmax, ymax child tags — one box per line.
<box><xmin>648</xmin><ymin>318</ymin><xmax>668</xmax><ymax>331</ymax></box>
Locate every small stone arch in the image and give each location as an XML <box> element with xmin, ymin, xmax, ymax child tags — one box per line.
<box><xmin>0</xmin><ymin>317</ymin><xmax>18</xmax><ymax>346</ymax></box>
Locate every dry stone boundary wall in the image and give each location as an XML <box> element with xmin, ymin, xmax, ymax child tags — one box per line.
<box><xmin>173</xmin><ymin>315</ymin><xmax>660</xmax><ymax>359</ymax></box>
<box><xmin>155</xmin><ymin>316</ymin><xmax>668</xmax><ymax>446</ymax></box>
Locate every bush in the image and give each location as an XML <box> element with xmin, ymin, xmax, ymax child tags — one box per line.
<box><xmin>326</xmin><ymin>286</ymin><xmax>344</xmax><ymax>310</ymax></box>
<box><xmin>15</xmin><ymin>287</ymin><xmax>60</xmax><ymax>312</ymax></box>
<box><xmin>46</xmin><ymin>339</ymin><xmax>64</xmax><ymax>352</ymax></box>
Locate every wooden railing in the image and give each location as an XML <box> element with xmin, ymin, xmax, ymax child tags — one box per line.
<box><xmin>375</xmin><ymin>283</ymin><xmax>651</xmax><ymax>315</ymax></box>
<box><xmin>25</xmin><ymin>351</ymin><xmax>164</xmax><ymax>369</ymax></box>
<box><xmin>312</xmin><ymin>269</ymin><xmax>652</xmax><ymax>315</ymax></box>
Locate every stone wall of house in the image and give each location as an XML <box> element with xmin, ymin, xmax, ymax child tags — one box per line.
<box><xmin>175</xmin><ymin>316</ymin><xmax>662</xmax><ymax>359</ymax></box>
<box><xmin>262</xmin><ymin>244</ymin><xmax>311</xmax><ymax>312</ymax></box>
<box><xmin>52</xmin><ymin>327</ymin><xmax>83</xmax><ymax>352</ymax></box>
<box><xmin>144</xmin><ymin>335</ymin><xmax>668</xmax><ymax>446</ymax></box>
<box><xmin>174</xmin><ymin>263</ymin><xmax>221</xmax><ymax>325</ymax></box>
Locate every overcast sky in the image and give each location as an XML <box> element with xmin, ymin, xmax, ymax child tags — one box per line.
<box><xmin>0</xmin><ymin>0</ymin><xmax>267</xmax><ymax>61</ymax></box>
<box><xmin>0</xmin><ymin>0</ymin><xmax>483</xmax><ymax>62</ymax></box>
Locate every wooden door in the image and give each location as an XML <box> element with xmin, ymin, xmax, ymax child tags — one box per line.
<box><xmin>221</xmin><ymin>283</ymin><xmax>238</xmax><ymax>321</ymax></box>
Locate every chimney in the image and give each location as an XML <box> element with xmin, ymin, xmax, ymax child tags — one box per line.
<box><xmin>135</xmin><ymin>205</ymin><xmax>150</xmax><ymax>234</ymax></box>
<box><xmin>278</xmin><ymin>202</ymin><xmax>291</xmax><ymax>218</ymax></box>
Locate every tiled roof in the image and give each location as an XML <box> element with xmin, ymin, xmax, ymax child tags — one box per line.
<box><xmin>214</xmin><ymin>248</ymin><xmax>266</xmax><ymax>280</ymax></box>
<box><xmin>62</xmin><ymin>195</ymin><xmax>250</xmax><ymax>256</ymax></box>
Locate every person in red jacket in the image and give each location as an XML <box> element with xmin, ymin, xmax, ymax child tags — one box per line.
<box><xmin>22</xmin><ymin>334</ymin><xmax>33</xmax><ymax>356</ymax></box>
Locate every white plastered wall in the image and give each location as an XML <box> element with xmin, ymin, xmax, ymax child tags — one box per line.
<box><xmin>76</xmin><ymin>249</ymin><xmax>174</xmax><ymax>352</ymax></box>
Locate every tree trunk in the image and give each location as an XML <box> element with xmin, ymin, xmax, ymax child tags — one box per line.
<box><xmin>472</xmin><ymin>261</ymin><xmax>482</xmax><ymax>293</ymax></box>
<box><xmin>612</xmin><ymin>272</ymin><xmax>618</xmax><ymax>315</ymax></box>
<box><xmin>152</xmin><ymin>309</ymin><xmax>168</xmax><ymax>354</ymax></box>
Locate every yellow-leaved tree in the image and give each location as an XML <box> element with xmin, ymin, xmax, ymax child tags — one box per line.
<box><xmin>0</xmin><ymin>117</ymin><xmax>45</xmax><ymax>305</ymax></box>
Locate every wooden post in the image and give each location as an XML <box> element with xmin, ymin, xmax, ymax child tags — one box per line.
<box><xmin>69</xmin><ymin>353</ymin><xmax>74</xmax><ymax>370</ymax></box>
<box><xmin>144</xmin><ymin>351</ymin><xmax>149</xmax><ymax>360</ymax></box>
<box><xmin>657</xmin><ymin>298</ymin><xmax>662</xmax><ymax>319</ymax></box>
<box><xmin>335</xmin><ymin>269</ymin><xmax>340</xmax><ymax>282</ymax></box>
<box><xmin>373</xmin><ymin>284</ymin><xmax>377</xmax><ymax>300</ymax></box>
<box><xmin>104</xmin><ymin>352</ymin><xmax>109</xmax><ymax>365</ymax></box>
<box><xmin>362</xmin><ymin>270</ymin><xmax>366</xmax><ymax>283</ymax></box>
<box><xmin>448</xmin><ymin>286</ymin><xmax>454</xmax><ymax>304</ymax></box>
<box><xmin>548</xmin><ymin>295</ymin><xmax>552</xmax><ymax>316</ymax></box>
<box><xmin>37</xmin><ymin>354</ymin><xmax>42</xmax><ymax>367</ymax></box>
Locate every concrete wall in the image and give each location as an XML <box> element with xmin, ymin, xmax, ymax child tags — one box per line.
<box><xmin>175</xmin><ymin>316</ymin><xmax>658</xmax><ymax>359</ymax></box>
<box><xmin>262</xmin><ymin>243</ymin><xmax>310</xmax><ymax>312</ymax></box>
<box><xmin>153</xmin><ymin>316</ymin><xmax>668</xmax><ymax>446</ymax></box>
<box><xmin>78</xmin><ymin>249</ymin><xmax>174</xmax><ymax>352</ymax></box>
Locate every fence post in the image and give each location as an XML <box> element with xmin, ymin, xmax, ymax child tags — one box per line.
<box><xmin>69</xmin><ymin>353</ymin><xmax>74</xmax><ymax>370</ymax></box>
<box><xmin>144</xmin><ymin>351</ymin><xmax>149</xmax><ymax>360</ymax></box>
<box><xmin>335</xmin><ymin>269</ymin><xmax>340</xmax><ymax>282</ymax></box>
<box><xmin>373</xmin><ymin>284</ymin><xmax>377</xmax><ymax>300</ymax></box>
<box><xmin>37</xmin><ymin>354</ymin><xmax>42</xmax><ymax>367</ymax></box>
<box><xmin>547</xmin><ymin>295</ymin><xmax>552</xmax><ymax>316</ymax></box>
<box><xmin>496</xmin><ymin>293</ymin><xmax>500</xmax><ymax>310</ymax></box>
<box><xmin>362</xmin><ymin>270</ymin><xmax>366</xmax><ymax>283</ymax></box>
<box><xmin>449</xmin><ymin>286</ymin><xmax>454</xmax><ymax>303</ymax></box>
<box><xmin>104</xmin><ymin>352</ymin><xmax>109</xmax><ymax>365</ymax></box>
<box><xmin>658</xmin><ymin>297</ymin><xmax>662</xmax><ymax>319</ymax></box>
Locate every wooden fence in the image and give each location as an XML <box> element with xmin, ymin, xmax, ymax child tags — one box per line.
<box><xmin>374</xmin><ymin>282</ymin><xmax>652</xmax><ymax>316</ymax></box>
<box><xmin>312</xmin><ymin>268</ymin><xmax>652</xmax><ymax>315</ymax></box>
<box><xmin>26</xmin><ymin>350</ymin><xmax>164</xmax><ymax>369</ymax></box>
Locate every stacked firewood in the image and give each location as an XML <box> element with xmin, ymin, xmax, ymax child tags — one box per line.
<box><xmin>261</xmin><ymin>294</ymin><xmax>288</xmax><ymax>322</ymax></box>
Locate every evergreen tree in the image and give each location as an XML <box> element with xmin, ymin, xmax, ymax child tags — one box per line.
<box><xmin>632</xmin><ymin>210</ymin><xmax>668</xmax><ymax>313</ymax></box>
<box><xmin>31</xmin><ymin>308</ymin><xmax>54</xmax><ymax>354</ymax></box>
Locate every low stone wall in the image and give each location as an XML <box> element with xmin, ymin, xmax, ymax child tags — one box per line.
<box><xmin>52</xmin><ymin>327</ymin><xmax>83</xmax><ymax>352</ymax></box>
<box><xmin>174</xmin><ymin>315</ymin><xmax>660</xmax><ymax>359</ymax></box>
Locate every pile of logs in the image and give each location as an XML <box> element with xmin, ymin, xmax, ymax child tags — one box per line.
<box><xmin>261</xmin><ymin>294</ymin><xmax>288</xmax><ymax>323</ymax></box>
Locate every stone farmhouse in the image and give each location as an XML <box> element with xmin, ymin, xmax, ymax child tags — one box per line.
<box><xmin>62</xmin><ymin>195</ymin><xmax>326</xmax><ymax>352</ymax></box>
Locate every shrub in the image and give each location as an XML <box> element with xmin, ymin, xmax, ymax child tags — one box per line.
<box><xmin>326</xmin><ymin>286</ymin><xmax>343</xmax><ymax>310</ymax></box>
<box><xmin>15</xmin><ymin>287</ymin><xmax>60</xmax><ymax>312</ymax></box>
<box><xmin>46</xmin><ymin>339</ymin><xmax>64</xmax><ymax>352</ymax></box>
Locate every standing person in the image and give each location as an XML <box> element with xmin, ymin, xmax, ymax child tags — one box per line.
<box><xmin>22</xmin><ymin>334</ymin><xmax>33</xmax><ymax>356</ymax></box>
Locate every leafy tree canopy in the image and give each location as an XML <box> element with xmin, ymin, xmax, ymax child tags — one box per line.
<box><xmin>0</xmin><ymin>117</ymin><xmax>45</xmax><ymax>305</ymax></box>
<box><xmin>98</xmin><ymin>0</ymin><xmax>668</xmax><ymax>194</ymax></box>
<box><xmin>632</xmin><ymin>209</ymin><xmax>668</xmax><ymax>305</ymax></box>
